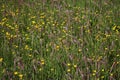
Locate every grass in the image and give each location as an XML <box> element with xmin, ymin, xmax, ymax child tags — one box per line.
<box><xmin>0</xmin><ymin>0</ymin><xmax>120</xmax><ymax>80</ymax></box>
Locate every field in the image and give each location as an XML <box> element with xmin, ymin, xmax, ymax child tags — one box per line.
<box><xmin>0</xmin><ymin>0</ymin><xmax>120</xmax><ymax>80</ymax></box>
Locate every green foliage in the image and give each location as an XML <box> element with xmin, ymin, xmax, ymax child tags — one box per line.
<box><xmin>0</xmin><ymin>0</ymin><xmax>120</xmax><ymax>80</ymax></box>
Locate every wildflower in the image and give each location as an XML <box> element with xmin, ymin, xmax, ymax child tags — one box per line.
<box><xmin>101</xmin><ymin>69</ymin><xmax>104</xmax><ymax>72</ymax></box>
<box><xmin>15</xmin><ymin>45</ymin><xmax>18</xmax><ymax>48</ymax></box>
<box><xmin>93</xmin><ymin>70</ymin><xmax>96</xmax><ymax>73</ymax></box>
<box><xmin>97</xmin><ymin>56</ymin><xmax>102</xmax><ymax>61</ymax></box>
<box><xmin>41</xmin><ymin>62</ymin><xmax>44</xmax><ymax>65</ymax></box>
<box><xmin>92</xmin><ymin>73</ymin><xmax>96</xmax><ymax>76</ymax></box>
<box><xmin>0</xmin><ymin>57</ymin><xmax>3</xmax><ymax>62</ymax></box>
<box><xmin>62</xmin><ymin>29</ymin><xmax>66</xmax><ymax>33</ymax></box>
<box><xmin>28</xmin><ymin>54</ymin><xmax>32</xmax><ymax>57</ymax></box>
<box><xmin>19</xmin><ymin>74</ymin><xmax>23</xmax><ymax>79</ymax></box>
<box><xmin>25</xmin><ymin>45</ymin><xmax>29</xmax><ymax>50</ymax></box>
<box><xmin>67</xmin><ymin>69</ymin><xmax>71</xmax><ymax>72</ymax></box>
<box><xmin>51</xmin><ymin>68</ymin><xmax>54</xmax><ymax>71</ymax></box>
<box><xmin>101</xmin><ymin>76</ymin><xmax>104</xmax><ymax>79</ymax></box>
<box><xmin>12</xmin><ymin>52</ymin><xmax>15</xmax><ymax>54</ymax></box>
<box><xmin>42</xmin><ymin>22</ymin><xmax>45</xmax><ymax>25</ymax></box>
<box><xmin>41</xmin><ymin>59</ymin><xmax>45</xmax><ymax>65</ymax></box>
<box><xmin>112</xmin><ymin>25</ymin><xmax>120</xmax><ymax>33</ymax></box>
<box><xmin>105</xmin><ymin>48</ymin><xmax>108</xmax><ymax>50</ymax></box>
<box><xmin>105</xmin><ymin>34</ymin><xmax>110</xmax><ymax>37</ymax></box>
<box><xmin>92</xmin><ymin>70</ymin><xmax>97</xmax><ymax>76</ymax></box>
<box><xmin>73</xmin><ymin>64</ymin><xmax>77</xmax><ymax>68</ymax></box>
<box><xmin>2</xmin><ymin>17</ymin><xmax>7</xmax><ymax>21</ymax></box>
<box><xmin>29</xmin><ymin>48</ymin><xmax>32</xmax><ymax>51</ymax></box>
<box><xmin>35</xmin><ymin>25</ymin><xmax>39</xmax><ymax>29</ymax></box>
<box><xmin>86</xmin><ymin>29</ymin><xmax>90</xmax><ymax>33</ymax></box>
<box><xmin>78</xmin><ymin>49</ymin><xmax>82</xmax><ymax>52</ymax></box>
<box><xmin>97</xmin><ymin>78</ymin><xmax>100</xmax><ymax>80</ymax></box>
<box><xmin>117</xmin><ymin>61</ymin><xmax>119</xmax><ymax>64</ymax></box>
<box><xmin>26</xmin><ymin>37</ymin><xmax>30</xmax><ymax>40</ymax></box>
<box><xmin>27</xmin><ymin>27</ymin><xmax>30</xmax><ymax>30</ymax></box>
<box><xmin>14</xmin><ymin>71</ymin><xmax>18</xmax><ymax>75</ymax></box>
<box><xmin>46</xmin><ymin>49</ymin><xmax>49</xmax><ymax>52</ymax></box>
<box><xmin>67</xmin><ymin>63</ymin><xmax>71</xmax><ymax>66</ymax></box>
<box><xmin>39</xmin><ymin>68</ymin><xmax>42</xmax><ymax>71</ymax></box>
<box><xmin>112</xmin><ymin>26</ymin><xmax>116</xmax><ymax>31</ymax></box>
<box><xmin>116</xmin><ymin>54</ymin><xmax>119</xmax><ymax>57</ymax></box>
<box><xmin>110</xmin><ymin>73</ymin><xmax>113</xmax><ymax>76</ymax></box>
<box><xmin>6</xmin><ymin>32</ymin><xmax>10</xmax><ymax>36</ymax></box>
<box><xmin>32</xmin><ymin>21</ymin><xmax>36</xmax><ymax>24</ymax></box>
<box><xmin>56</xmin><ymin>45</ymin><xmax>60</xmax><ymax>50</ymax></box>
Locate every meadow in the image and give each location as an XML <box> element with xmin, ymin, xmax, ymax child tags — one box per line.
<box><xmin>0</xmin><ymin>0</ymin><xmax>120</xmax><ymax>80</ymax></box>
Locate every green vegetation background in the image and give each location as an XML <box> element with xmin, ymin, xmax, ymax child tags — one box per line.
<box><xmin>0</xmin><ymin>0</ymin><xmax>120</xmax><ymax>80</ymax></box>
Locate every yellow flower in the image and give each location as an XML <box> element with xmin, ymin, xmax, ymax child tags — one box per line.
<box><xmin>42</xmin><ymin>22</ymin><xmax>45</xmax><ymax>25</ymax></box>
<box><xmin>15</xmin><ymin>45</ymin><xmax>18</xmax><ymax>48</ymax></box>
<box><xmin>110</xmin><ymin>73</ymin><xmax>113</xmax><ymax>76</ymax></box>
<box><xmin>56</xmin><ymin>45</ymin><xmax>60</xmax><ymax>50</ymax></box>
<box><xmin>105</xmin><ymin>34</ymin><xmax>110</xmax><ymax>37</ymax></box>
<box><xmin>27</xmin><ymin>27</ymin><xmax>30</xmax><ymax>30</ymax></box>
<box><xmin>29</xmin><ymin>48</ymin><xmax>32</xmax><ymax>51</ymax></box>
<box><xmin>105</xmin><ymin>48</ymin><xmax>108</xmax><ymax>50</ymax></box>
<box><xmin>67</xmin><ymin>63</ymin><xmax>71</xmax><ymax>66</ymax></box>
<box><xmin>97</xmin><ymin>78</ymin><xmax>100</xmax><ymax>80</ymax></box>
<box><xmin>93</xmin><ymin>70</ymin><xmax>96</xmax><ymax>73</ymax></box>
<box><xmin>39</xmin><ymin>68</ymin><xmax>42</xmax><ymax>71</ymax></box>
<box><xmin>78</xmin><ymin>48</ymin><xmax>82</xmax><ymax>52</ymax></box>
<box><xmin>101</xmin><ymin>76</ymin><xmax>104</xmax><ymax>79</ymax></box>
<box><xmin>6</xmin><ymin>32</ymin><xmax>10</xmax><ymax>36</ymax></box>
<box><xmin>32</xmin><ymin>21</ymin><xmax>36</xmax><ymax>24</ymax></box>
<box><xmin>25</xmin><ymin>45</ymin><xmax>29</xmax><ymax>50</ymax></box>
<box><xmin>117</xmin><ymin>61</ymin><xmax>119</xmax><ymax>64</ymax></box>
<box><xmin>41</xmin><ymin>59</ymin><xmax>45</xmax><ymax>65</ymax></box>
<box><xmin>51</xmin><ymin>68</ymin><xmax>54</xmax><ymax>71</ymax></box>
<box><xmin>92</xmin><ymin>73</ymin><xmax>96</xmax><ymax>76</ymax></box>
<box><xmin>112</xmin><ymin>26</ymin><xmax>116</xmax><ymax>30</ymax></box>
<box><xmin>67</xmin><ymin>69</ymin><xmax>71</xmax><ymax>72</ymax></box>
<box><xmin>35</xmin><ymin>25</ymin><xmax>39</xmax><ymax>29</ymax></box>
<box><xmin>28</xmin><ymin>54</ymin><xmax>32</xmax><ymax>57</ymax></box>
<box><xmin>0</xmin><ymin>57</ymin><xmax>3</xmax><ymax>62</ymax></box>
<box><xmin>14</xmin><ymin>71</ymin><xmax>18</xmax><ymax>75</ymax></box>
<box><xmin>41</xmin><ymin>61</ymin><xmax>44</xmax><ymax>65</ymax></box>
<box><xmin>86</xmin><ymin>29</ymin><xmax>90</xmax><ymax>33</ymax></box>
<box><xmin>116</xmin><ymin>54</ymin><xmax>119</xmax><ymax>57</ymax></box>
<box><xmin>101</xmin><ymin>69</ymin><xmax>104</xmax><ymax>72</ymax></box>
<box><xmin>46</xmin><ymin>49</ymin><xmax>49</xmax><ymax>52</ymax></box>
<box><xmin>73</xmin><ymin>64</ymin><xmax>77</xmax><ymax>68</ymax></box>
<box><xmin>19</xmin><ymin>74</ymin><xmax>23</xmax><ymax>79</ymax></box>
<box><xmin>62</xmin><ymin>29</ymin><xmax>66</xmax><ymax>33</ymax></box>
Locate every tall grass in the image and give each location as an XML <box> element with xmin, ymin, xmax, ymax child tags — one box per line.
<box><xmin>0</xmin><ymin>0</ymin><xmax>120</xmax><ymax>80</ymax></box>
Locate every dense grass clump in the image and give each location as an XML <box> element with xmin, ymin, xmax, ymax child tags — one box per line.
<box><xmin>0</xmin><ymin>0</ymin><xmax>120</xmax><ymax>80</ymax></box>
